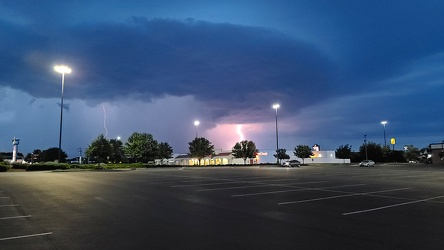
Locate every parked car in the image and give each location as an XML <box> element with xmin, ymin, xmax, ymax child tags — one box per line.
<box><xmin>281</xmin><ymin>160</ymin><xmax>301</xmax><ymax>167</ymax></box>
<box><xmin>359</xmin><ymin>160</ymin><xmax>375</xmax><ymax>167</ymax></box>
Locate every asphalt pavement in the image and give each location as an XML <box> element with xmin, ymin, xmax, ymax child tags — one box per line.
<box><xmin>2</xmin><ymin>164</ymin><xmax>444</xmax><ymax>249</ymax></box>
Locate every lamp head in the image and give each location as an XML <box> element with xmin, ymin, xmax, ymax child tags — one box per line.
<box><xmin>54</xmin><ymin>65</ymin><xmax>72</xmax><ymax>74</ymax></box>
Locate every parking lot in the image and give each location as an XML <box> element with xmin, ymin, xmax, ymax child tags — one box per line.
<box><xmin>2</xmin><ymin>164</ymin><xmax>444</xmax><ymax>249</ymax></box>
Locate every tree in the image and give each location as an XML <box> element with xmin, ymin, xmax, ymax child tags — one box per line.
<box><xmin>336</xmin><ymin>144</ymin><xmax>352</xmax><ymax>159</ymax></box>
<box><xmin>109</xmin><ymin>139</ymin><xmax>125</xmax><ymax>163</ymax></box>
<box><xmin>31</xmin><ymin>149</ymin><xmax>42</xmax><ymax>163</ymax></box>
<box><xmin>293</xmin><ymin>145</ymin><xmax>314</xmax><ymax>164</ymax></box>
<box><xmin>86</xmin><ymin>134</ymin><xmax>112</xmax><ymax>166</ymax></box>
<box><xmin>273</xmin><ymin>148</ymin><xmax>290</xmax><ymax>164</ymax></box>
<box><xmin>188</xmin><ymin>137</ymin><xmax>215</xmax><ymax>165</ymax></box>
<box><xmin>387</xmin><ymin>150</ymin><xmax>407</xmax><ymax>163</ymax></box>
<box><xmin>41</xmin><ymin>147</ymin><xmax>67</xmax><ymax>162</ymax></box>
<box><xmin>24</xmin><ymin>153</ymin><xmax>32</xmax><ymax>163</ymax></box>
<box><xmin>125</xmin><ymin>132</ymin><xmax>158</xmax><ymax>163</ymax></box>
<box><xmin>232</xmin><ymin>140</ymin><xmax>258</xmax><ymax>165</ymax></box>
<box><xmin>359</xmin><ymin>141</ymin><xmax>383</xmax><ymax>162</ymax></box>
<box><xmin>404</xmin><ymin>145</ymin><xmax>420</xmax><ymax>162</ymax></box>
<box><xmin>158</xmin><ymin>142</ymin><xmax>174</xmax><ymax>165</ymax></box>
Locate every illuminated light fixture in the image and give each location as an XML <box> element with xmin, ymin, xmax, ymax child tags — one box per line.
<box><xmin>54</xmin><ymin>65</ymin><xmax>72</xmax><ymax>74</ymax></box>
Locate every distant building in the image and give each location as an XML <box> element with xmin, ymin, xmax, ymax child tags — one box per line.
<box><xmin>1</xmin><ymin>152</ymin><xmax>25</xmax><ymax>163</ymax></box>
<box><xmin>171</xmin><ymin>151</ymin><xmax>257</xmax><ymax>166</ymax></box>
<box><xmin>308</xmin><ymin>150</ymin><xmax>351</xmax><ymax>164</ymax></box>
<box><xmin>253</xmin><ymin>149</ymin><xmax>350</xmax><ymax>164</ymax></box>
<box><xmin>168</xmin><ymin>148</ymin><xmax>350</xmax><ymax>166</ymax></box>
<box><xmin>428</xmin><ymin>142</ymin><xmax>444</xmax><ymax>164</ymax></box>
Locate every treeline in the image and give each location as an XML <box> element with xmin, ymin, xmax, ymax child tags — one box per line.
<box><xmin>17</xmin><ymin>134</ymin><xmax>422</xmax><ymax>166</ymax></box>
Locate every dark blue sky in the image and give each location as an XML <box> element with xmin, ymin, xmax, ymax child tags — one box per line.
<box><xmin>1</xmin><ymin>0</ymin><xmax>443</xmax><ymax>157</ymax></box>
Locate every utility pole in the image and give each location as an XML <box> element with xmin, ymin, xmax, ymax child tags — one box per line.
<box><xmin>364</xmin><ymin>135</ymin><xmax>368</xmax><ymax>160</ymax></box>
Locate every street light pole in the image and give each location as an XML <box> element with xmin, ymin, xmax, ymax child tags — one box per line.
<box><xmin>381</xmin><ymin>121</ymin><xmax>387</xmax><ymax>148</ymax></box>
<box><xmin>273</xmin><ymin>104</ymin><xmax>280</xmax><ymax>163</ymax></box>
<box><xmin>194</xmin><ymin>120</ymin><xmax>200</xmax><ymax>138</ymax></box>
<box><xmin>54</xmin><ymin>65</ymin><xmax>72</xmax><ymax>163</ymax></box>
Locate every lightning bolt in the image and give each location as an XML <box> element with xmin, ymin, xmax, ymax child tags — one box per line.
<box><xmin>236</xmin><ymin>124</ymin><xmax>244</xmax><ymax>142</ymax></box>
<box><xmin>103</xmin><ymin>105</ymin><xmax>108</xmax><ymax>137</ymax></box>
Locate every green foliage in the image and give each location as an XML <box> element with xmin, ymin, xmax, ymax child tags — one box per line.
<box><xmin>86</xmin><ymin>134</ymin><xmax>112</xmax><ymax>165</ymax></box>
<box><xmin>25</xmin><ymin>163</ymin><xmax>70</xmax><ymax>171</ymax></box>
<box><xmin>158</xmin><ymin>142</ymin><xmax>174</xmax><ymax>164</ymax></box>
<box><xmin>0</xmin><ymin>164</ymin><xmax>8</xmax><ymax>172</ymax></box>
<box><xmin>293</xmin><ymin>145</ymin><xmax>314</xmax><ymax>164</ymax></box>
<box><xmin>273</xmin><ymin>148</ymin><xmax>290</xmax><ymax>163</ymax></box>
<box><xmin>359</xmin><ymin>141</ymin><xmax>383</xmax><ymax>162</ymax></box>
<box><xmin>188</xmin><ymin>137</ymin><xmax>215</xmax><ymax>165</ymax></box>
<box><xmin>24</xmin><ymin>153</ymin><xmax>31</xmax><ymax>162</ymax></box>
<box><xmin>404</xmin><ymin>145</ymin><xmax>420</xmax><ymax>161</ymax></box>
<box><xmin>387</xmin><ymin>150</ymin><xmax>407</xmax><ymax>163</ymax></box>
<box><xmin>109</xmin><ymin>139</ymin><xmax>126</xmax><ymax>163</ymax></box>
<box><xmin>24</xmin><ymin>149</ymin><xmax>42</xmax><ymax>163</ymax></box>
<box><xmin>125</xmin><ymin>132</ymin><xmax>159</xmax><ymax>162</ymax></box>
<box><xmin>11</xmin><ymin>163</ymin><xmax>27</xmax><ymax>169</ymax></box>
<box><xmin>336</xmin><ymin>144</ymin><xmax>352</xmax><ymax>159</ymax></box>
<box><xmin>41</xmin><ymin>147</ymin><xmax>68</xmax><ymax>162</ymax></box>
<box><xmin>232</xmin><ymin>140</ymin><xmax>258</xmax><ymax>165</ymax></box>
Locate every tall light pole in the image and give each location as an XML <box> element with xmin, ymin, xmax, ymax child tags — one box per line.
<box><xmin>54</xmin><ymin>65</ymin><xmax>72</xmax><ymax>163</ymax></box>
<box><xmin>381</xmin><ymin>120</ymin><xmax>387</xmax><ymax>148</ymax></box>
<box><xmin>272</xmin><ymin>104</ymin><xmax>280</xmax><ymax>163</ymax></box>
<box><xmin>194</xmin><ymin>120</ymin><xmax>200</xmax><ymax>138</ymax></box>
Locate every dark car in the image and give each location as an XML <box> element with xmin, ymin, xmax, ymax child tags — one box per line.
<box><xmin>281</xmin><ymin>160</ymin><xmax>301</xmax><ymax>167</ymax></box>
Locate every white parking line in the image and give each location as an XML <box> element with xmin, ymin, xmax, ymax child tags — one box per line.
<box><xmin>231</xmin><ymin>184</ymin><xmax>367</xmax><ymax>197</ymax></box>
<box><xmin>278</xmin><ymin>188</ymin><xmax>412</xmax><ymax>205</ymax></box>
<box><xmin>171</xmin><ymin>178</ymin><xmax>303</xmax><ymax>188</ymax></box>
<box><xmin>197</xmin><ymin>183</ymin><xmax>271</xmax><ymax>191</ymax></box>
<box><xmin>348</xmin><ymin>173</ymin><xmax>399</xmax><ymax>178</ymax></box>
<box><xmin>94</xmin><ymin>197</ymin><xmax>116</xmax><ymax>207</ymax></box>
<box><xmin>197</xmin><ymin>181</ymin><xmax>329</xmax><ymax>192</ymax></box>
<box><xmin>0</xmin><ymin>204</ymin><xmax>18</xmax><ymax>207</ymax></box>
<box><xmin>0</xmin><ymin>232</ymin><xmax>53</xmax><ymax>241</ymax></box>
<box><xmin>343</xmin><ymin>195</ymin><xmax>444</xmax><ymax>216</ymax></box>
<box><xmin>417</xmin><ymin>177</ymin><xmax>444</xmax><ymax>182</ymax></box>
<box><xmin>172</xmin><ymin>181</ymin><xmax>252</xmax><ymax>187</ymax></box>
<box><xmin>0</xmin><ymin>215</ymin><xmax>31</xmax><ymax>220</ymax></box>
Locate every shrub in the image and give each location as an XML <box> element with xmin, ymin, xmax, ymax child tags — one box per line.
<box><xmin>0</xmin><ymin>165</ymin><xmax>9</xmax><ymax>172</ymax></box>
<box><xmin>11</xmin><ymin>163</ymin><xmax>27</xmax><ymax>170</ymax></box>
<box><xmin>26</xmin><ymin>163</ymin><xmax>70</xmax><ymax>171</ymax></box>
